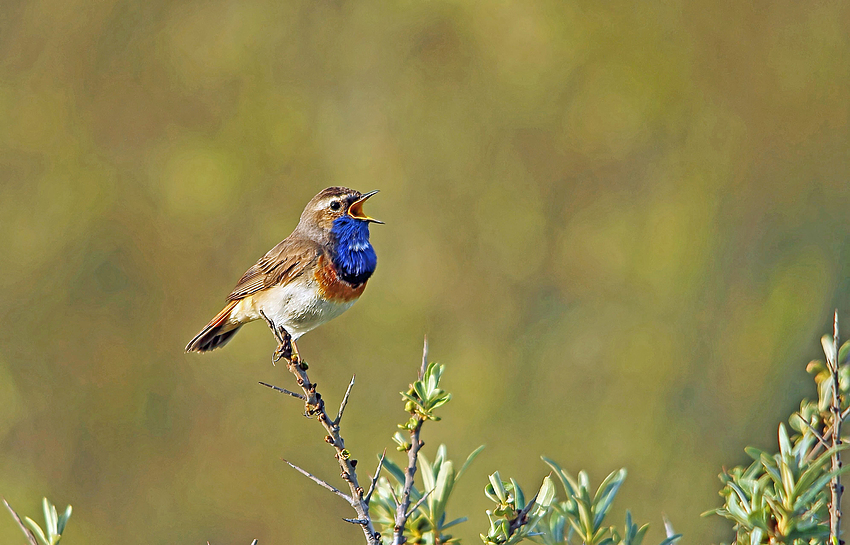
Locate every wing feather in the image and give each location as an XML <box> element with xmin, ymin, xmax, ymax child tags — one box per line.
<box><xmin>227</xmin><ymin>239</ymin><xmax>321</xmax><ymax>301</ymax></box>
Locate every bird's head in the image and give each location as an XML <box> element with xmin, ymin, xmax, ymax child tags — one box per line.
<box><xmin>297</xmin><ymin>187</ymin><xmax>382</xmax><ymax>239</ymax></box>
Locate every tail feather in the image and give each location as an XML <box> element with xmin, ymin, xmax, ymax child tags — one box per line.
<box><xmin>186</xmin><ymin>300</ymin><xmax>242</xmax><ymax>353</ymax></box>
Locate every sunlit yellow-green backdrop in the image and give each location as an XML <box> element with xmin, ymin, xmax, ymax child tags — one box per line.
<box><xmin>2</xmin><ymin>1</ymin><xmax>850</xmax><ymax>543</ymax></box>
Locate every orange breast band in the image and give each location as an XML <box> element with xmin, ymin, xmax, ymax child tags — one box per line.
<box><xmin>315</xmin><ymin>254</ymin><xmax>367</xmax><ymax>303</ymax></box>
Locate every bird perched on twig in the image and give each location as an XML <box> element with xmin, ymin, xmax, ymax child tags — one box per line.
<box><xmin>186</xmin><ymin>187</ymin><xmax>382</xmax><ymax>355</ymax></box>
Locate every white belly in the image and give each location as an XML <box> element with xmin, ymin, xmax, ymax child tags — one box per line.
<box><xmin>230</xmin><ymin>277</ymin><xmax>355</xmax><ymax>339</ymax></box>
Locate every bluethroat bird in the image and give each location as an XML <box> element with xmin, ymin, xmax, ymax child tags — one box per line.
<box><xmin>185</xmin><ymin>187</ymin><xmax>381</xmax><ymax>355</ymax></box>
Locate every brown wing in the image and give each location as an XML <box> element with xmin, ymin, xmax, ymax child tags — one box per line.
<box><xmin>226</xmin><ymin>238</ymin><xmax>322</xmax><ymax>301</ymax></box>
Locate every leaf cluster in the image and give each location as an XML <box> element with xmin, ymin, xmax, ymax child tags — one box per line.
<box><xmin>370</xmin><ymin>445</ymin><xmax>484</xmax><ymax>544</ymax></box>
<box><xmin>399</xmin><ymin>362</ymin><xmax>452</xmax><ymax>434</ymax></box>
<box><xmin>705</xmin><ymin>333</ymin><xmax>850</xmax><ymax>544</ymax></box>
<box><xmin>533</xmin><ymin>460</ymin><xmax>681</xmax><ymax>545</ymax></box>
<box><xmin>5</xmin><ymin>497</ymin><xmax>72</xmax><ymax>545</ymax></box>
<box><xmin>480</xmin><ymin>472</ymin><xmax>555</xmax><ymax>545</ymax></box>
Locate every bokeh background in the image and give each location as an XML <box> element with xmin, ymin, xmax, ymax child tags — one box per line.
<box><xmin>2</xmin><ymin>0</ymin><xmax>850</xmax><ymax>543</ymax></box>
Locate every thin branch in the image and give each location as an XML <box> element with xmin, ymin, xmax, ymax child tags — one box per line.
<box><xmin>261</xmin><ymin>313</ymin><xmax>381</xmax><ymax>545</ymax></box>
<box><xmin>387</xmin><ymin>481</ymin><xmax>401</xmax><ymax>509</ymax></box>
<box><xmin>3</xmin><ymin>498</ymin><xmax>38</xmax><ymax>545</ymax></box>
<box><xmin>364</xmin><ymin>450</ymin><xmax>387</xmax><ymax>505</ymax></box>
<box><xmin>799</xmin><ymin>414</ymin><xmax>831</xmax><ymax>450</ymax></box>
<box><xmin>344</xmin><ymin>518</ymin><xmax>370</xmax><ymax>525</ymax></box>
<box><xmin>405</xmin><ymin>488</ymin><xmax>434</xmax><ymax>519</ymax></box>
<box><xmin>393</xmin><ymin>339</ymin><xmax>430</xmax><ymax>545</ymax></box>
<box><xmin>335</xmin><ymin>374</ymin><xmax>356</xmax><ymax>426</ymax></box>
<box><xmin>259</xmin><ymin>381</ymin><xmax>306</xmax><ymax>400</ymax></box>
<box><xmin>283</xmin><ymin>458</ymin><xmax>354</xmax><ymax>504</ymax></box>
<box><xmin>508</xmin><ymin>491</ymin><xmax>540</xmax><ymax>536</ymax></box>
<box><xmin>828</xmin><ymin>310</ymin><xmax>843</xmax><ymax>545</ymax></box>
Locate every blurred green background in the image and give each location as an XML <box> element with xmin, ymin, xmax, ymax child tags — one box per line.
<box><xmin>2</xmin><ymin>0</ymin><xmax>850</xmax><ymax>543</ymax></box>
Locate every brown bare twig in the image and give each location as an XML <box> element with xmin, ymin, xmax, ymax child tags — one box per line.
<box><xmin>259</xmin><ymin>311</ymin><xmax>381</xmax><ymax>545</ymax></box>
<box><xmin>3</xmin><ymin>498</ymin><xmax>38</xmax><ymax>545</ymax></box>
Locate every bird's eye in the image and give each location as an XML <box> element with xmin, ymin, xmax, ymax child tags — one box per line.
<box><xmin>330</xmin><ymin>201</ymin><xmax>341</xmax><ymax>211</ymax></box>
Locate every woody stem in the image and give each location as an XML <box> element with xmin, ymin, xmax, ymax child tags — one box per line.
<box><xmin>260</xmin><ymin>311</ymin><xmax>380</xmax><ymax>545</ymax></box>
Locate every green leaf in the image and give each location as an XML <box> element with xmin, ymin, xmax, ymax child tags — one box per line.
<box><xmin>383</xmin><ymin>457</ymin><xmax>406</xmax><ymax>485</ymax></box>
<box><xmin>420</xmin><ymin>452</ymin><xmax>436</xmax><ymax>494</ymax></box>
<box><xmin>793</xmin><ymin>445</ymin><xmax>846</xmax><ymax>498</ymax></box>
<box><xmin>593</xmin><ymin>469</ymin><xmax>626</xmax><ymax>527</ymax></box>
<box><xmin>796</xmin><ymin>464</ymin><xmax>850</xmax><ymax>506</ymax></box>
<box><xmin>512</xmin><ymin>478</ymin><xmax>525</xmax><ymax>508</ymax></box>
<box><xmin>413</xmin><ymin>382</ymin><xmax>428</xmax><ymax>404</ymax></box>
<box><xmin>633</xmin><ymin>522</ymin><xmax>649</xmax><ymax>545</ymax></box>
<box><xmin>778</xmin><ymin>424</ymin><xmax>792</xmax><ymax>457</ymax></box>
<box><xmin>839</xmin><ymin>340</ymin><xmax>850</xmax><ymax>365</ymax></box>
<box><xmin>56</xmin><ymin>505</ymin><xmax>71</xmax><ymax>535</ymax></box>
<box><xmin>576</xmin><ymin>498</ymin><xmax>593</xmax><ymax>537</ymax></box>
<box><xmin>726</xmin><ymin>481</ymin><xmax>751</xmax><ymax>512</ymax></box>
<box><xmin>760</xmin><ymin>454</ymin><xmax>782</xmax><ymax>486</ymax></box>
<box><xmin>457</xmin><ymin>445</ymin><xmax>485</xmax><ymax>482</ymax></box>
<box><xmin>435</xmin><ymin>444</ymin><xmax>448</xmax><ymax>465</ymax></box>
<box><xmin>744</xmin><ymin>447</ymin><xmax>765</xmax><ymax>461</ymax></box>
<box><xmin>24</xmin><ymin>517</ymin><xmax>49</xmax><ymax>545</ymax></box>
<box><xmin>488</xmin><ymin>472</ymin><xmax>508</xmax><ymax>503</ymax></box>
<box><xmin>658</xmin><ymin>534</ymin><xmax>682</xmax><ymax>545</ymax></box>
<box><xmin>822</xmin><ymin>334</ymin><xmax>837</xmax><ymax>362</ymax></box>
<box><xmin>536</xmin><ymin>476</ymin><xmax>556</xmax><ymax>507</ymax></box>
<box><xmin>541</xmin><ymin>457</ymin><xmax>578</xmax><ymax>497</ymax></box>
<box><xmin>442</xmin><ymin>516</ymin><xmax>468</xmax><ymax>530</ymax></box>
<box><xmin>433</xmin><ymin>460</ymin><xmax>455</xmax><ymax>521</ymax></box>
<box><xmin>42</xmin><ymin>498</ymin><xmax>56</xmax><ymax>538</ymax></box>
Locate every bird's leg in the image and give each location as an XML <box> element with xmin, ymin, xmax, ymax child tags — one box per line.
<box><xmin>274</xmin><ymin>325</ymin><xmax>293</xmax><ymax>363</ymax></box>
<box><xmin>273</xmin><ymin>333</ymin><xmax>292</xmax><ymax>364</ymax></box>
<box><xmin>281</xmin><ymin>331</ymin><xmax>307</xmax><ymax>370</ymax></box>
<box><xmin>259</xmin><ymin>311</ymin><xmax>293</xmax><ymax>365</ymax></box>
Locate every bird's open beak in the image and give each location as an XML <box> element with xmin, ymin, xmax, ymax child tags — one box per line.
<box><xmin>348</xmin><ymin>190</ymin><xmax>383</xmax><ymax>224</ymax></box>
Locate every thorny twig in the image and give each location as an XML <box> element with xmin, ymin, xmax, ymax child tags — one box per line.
<box><xmin>282</xmin><ymin>458</ymin><xmax>353</xmax><ymax>504</ymax></box>
<box><xmin>406</xmin><ymin>488</ymin><xmax>434</xmax><ymax>519</ymax></box>
<box><xmin>259</xmin><ymin>311</ymin><xmax>381</xmax><ymax>545</ymax></box>
<box><xmin>258</xmin><ymin>381</ymin><xmax>306</xmax><ymax>401</ymax></box>
<box><xmin>364</xmin><ymin>450</ymin><xmax>387</xmax><ymax>505</ymax></box>
<box><xmin>335</xmin><ymin>374</ymin><xmax>356</xmax><ymax>426</ymax></box>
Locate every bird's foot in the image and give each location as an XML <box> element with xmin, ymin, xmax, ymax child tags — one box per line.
<box><xmin>271</xmin><ymin>326</ymin><xmax>308</xmax><ymax>369</ymax></box>
<box><xmin>272</xmin><ymin>325</ymin><xmax>293</xmax><ymax>364</ymax></box>
<box><xmin>272</xmin><ymin>344</ymin><xmax>289</xmax><ymax>365</ymax></box>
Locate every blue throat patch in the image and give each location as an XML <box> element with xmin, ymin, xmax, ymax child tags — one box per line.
<box><xmin>330</xmin><ymin>216</ymin><xmax>377</xmax><ymax>285</ymax></box>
